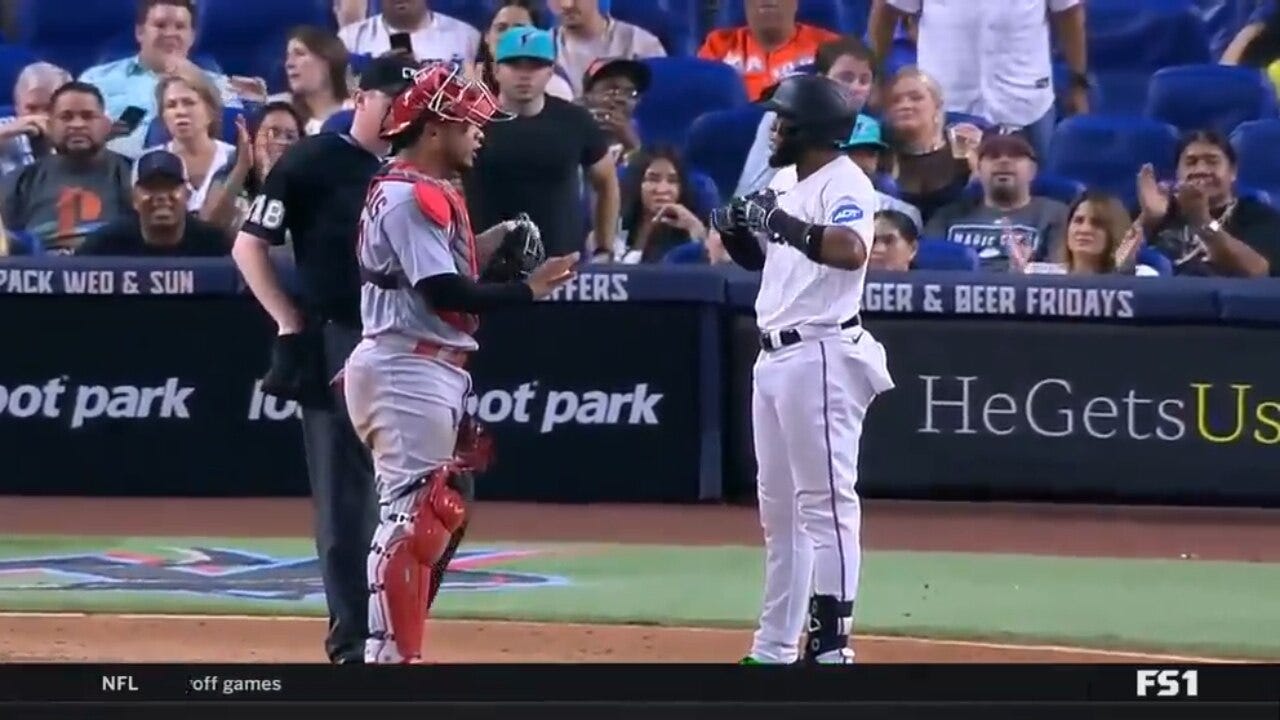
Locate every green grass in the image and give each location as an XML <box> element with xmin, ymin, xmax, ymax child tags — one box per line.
<box><xmin>1</xmin><ymin>536</ymin><xmax>1278</xmax><ymax>658</ymax></box>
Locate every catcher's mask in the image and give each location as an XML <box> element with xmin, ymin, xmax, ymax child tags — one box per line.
<box><xmin>381</xmin><ymin>63</ymin><xmax>513</xmax><ymax>140</ymax></box>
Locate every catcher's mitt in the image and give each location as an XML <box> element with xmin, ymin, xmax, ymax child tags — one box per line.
<box><xmin>480</xmin><ymin>213</ymin><xmax>545</xmax><ymax>282</ymax></box>
<box><xmin>454</xmin><ymin>413</ymin><xmax>494</xmax><ymax>473</ymax></box>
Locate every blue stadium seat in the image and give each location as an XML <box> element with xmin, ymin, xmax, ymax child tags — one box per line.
<box><xmin>320</xmin><ymin>109</ymin><xmax>356</xmax><ymax>134</ymax></box>
<box><xmin>683</xmin><ymin>105</ymin><xmax>767</xmax><ymax>203</ymax></box>
<box><xmin>6</xmin><ymin>230</ymin><xmax>41</xmax><ymax>256</ymax></box>
<box><xmin>711</xmin><ymin>0</ymin><xmax>866</xmax><ymax>35</ymax></box>
<box><xmin>0</xmin><ymin>45</ymin><xmax>37</xmax><ymax>99</ymax></box>
<box><xmin>1145</xmin><ymin>64</ymin><xmax>1278</xmax><ymax>134</ymax></box>
<box><xmin>913</xmin><ymin>239</ymin><xmax>980</xmax><ymax>271</ymax></box>
<box><xmin>1137</xmin><ymin>245</ymin><xmax>1173</xmax><ymax>276</ymax></box>
<box><xmin>610</xmin><ymin>0</ymin><xmax>700</xmax><ymax>56</ymax></box>
<box><xmin>884</xmin><ymin>36</ymin><xmax>917</xmax><ymax>78</ymax></box>
<box><xmin>1047</xmin><ymin>115</ymin><xmax>1180</xmax><ymax>209</ymax></box>
<box><xmin>1094</xmin><ymin>71</ymin><xmax>1153</xmax><ymax>116</ymax></box>
<box><xmin>1087</xmin><ymin>0</ymin><xmax>1211</xmax><ymax>70</ymax></box>
<box><xmin>1232</xmin><ymin>118</ymin><xmax>1280</xmax><ymax>196</ymax></box>
<box><xmin>193</xmin><ymin>0</ymin><xmax>331</xmax><ymax>81</ymax></box>
<box><xmin>430</xmin><ymin>0</ymin><xmax>499</xmax><ymax>31</ymax></box>
<box><xmin>635</xmin><ymin>57</ymin><xmax>748</xmax><ymax>148</ymax></box>
<box><xmin>662</xmin><ymin>240</ymin><xmax>710</xmax><ymax>264</ymax></box>
<box><xmin>16</xmin><ymin>0</ymin><xmax>134</xmax><ymax>75</ymax></box>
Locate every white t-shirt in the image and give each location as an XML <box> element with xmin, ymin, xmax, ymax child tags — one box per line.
<box><xmin>887</xmin><ymin>0</ymin><xmax>1080</xmax><ymax>127</ymax></box>
<box><xmin>754</xmin><ymin>156</ymin><xmax>877</xmax><ymax>333</ymax></box>
<box><xmin>1025</xmin><ymin>261</ymin><xmax>1159</xmax><ymax>277</ymax></box>
<box><xmin>554</xmin><ymin>18</ymin><xmax>666</xmax><ymax>97</ymax></box>
<box><xmin>339</xmin><ymin>12</ymin><xmax>480</xmax><ymax>64</ymax></box>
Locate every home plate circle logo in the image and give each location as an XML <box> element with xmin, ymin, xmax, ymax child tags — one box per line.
<box><xmin>0</xmin><ymin>547</ymin><xmax>566</xmax><ymax>602</ymax></box>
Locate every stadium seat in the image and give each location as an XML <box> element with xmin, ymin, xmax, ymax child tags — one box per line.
<box><xmin>1232</xmin><ymin>119</ymin><xmax>1280</xmax><ymax>197</ymax></box>
<box><xmin>1086</xmin><ymin>0</ymin><xmax>1211</xmax><ymax>70</ymax></box>
<box><xmin>883</xmin><ymin>36</ymin><xmax>917</xmax><ymax>78</ymax></box>
<box><xmin>1093</xmin><ymin>71</ymin><xmax>1153</xmax><ymax>116</ymax></box>
<box><xmin>1047</xmin><ymin>115</ymin><xmax>1180</xmax><ymax>209</ymax></box>
<box><xmin>5</xmin><ymin>230</ymin><xmax>41</xmax><ymax>256</ymax></box>
<box><xmin>913</xmin><ymin>239</ymin><xmax>980</xmax><ymax>271</ymax></box>
<box><xmin>635</xmin><ymin>57</ymin><xmax>748</xmax><ymax>149</ymax></box>
<box><xmin>609</xmin><ymin>0</ymin><xmax>700</xmax><ymax>57</ymax></box>
<box><xmin>1145</xmin><ymin>65</ymin><xmax>1278</xmax><ymax>135</ymax></box>
<box><xmin>711</xmin><ymin>0</ymin><xmax>867</xmax><ymax>35</ymax></box>
<box><xmin>683</xmin><ymin>105</ymin><xmax>767</xmax><ymax>203</ymax></box>
<box><xmin>662</xmin><ymin>240</ymin><xmax>710</xmax><ymax>264</ymax></box>
<box><xmin>193</xmin><ymin>0</ymin><xmax>331</xmax><ymax>81</ymax></box>
<box><xmin>320</xmin><ymin>109</ymin><xmax>356</xmax><ymax>134</ymax></box>
<box><xmin>1137</xmin><ymin>245</ymin><xmax>1173</xmax><ymax>276</ymax></box>
<box><xmin>16</xmin><ymin>0</ymin><xmax>134</xmax><ymax>75</ymax></box>
<box><xmin>0</xmin><ymin>45</ymin><xmax>37</xmax><ymax>100</ymax></box>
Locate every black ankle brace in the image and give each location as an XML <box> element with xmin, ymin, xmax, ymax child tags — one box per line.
<box><xmin>804</xmin><ymin>594</ymin><xmax>854</xmax><ymax>659</ymax></box>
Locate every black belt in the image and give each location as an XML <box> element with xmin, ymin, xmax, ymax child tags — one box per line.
<box><xmin>760</xmin><ymin>315</ymin><xmax>861</xmax><ymax>351</ymax></box>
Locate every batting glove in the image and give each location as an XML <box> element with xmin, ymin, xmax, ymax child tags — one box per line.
<box><xmin>710</xmin><ymin>204</ymin><xmax>740</xmax><ymax>234</ymax></box>
<box><xmin>734</xmin><ymin>189</ymin><xmax>780</xmax><ymax>234</ymax></box>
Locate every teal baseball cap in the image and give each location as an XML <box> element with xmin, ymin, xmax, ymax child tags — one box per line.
<box><xmin>495</xmin><ymin>27</ymin><xmax>556</xmax><ymax>65</ymax></box>
<box><xmin>839</xmin><ymin>114</ymin><xmax>888</xmax><ymax>151</ymax></box>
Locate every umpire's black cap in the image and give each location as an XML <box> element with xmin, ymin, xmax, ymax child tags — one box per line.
<box><xmin>359</xmin><ymin>54</ymin><xmax>422</xmax><ymax>95</ymax></box>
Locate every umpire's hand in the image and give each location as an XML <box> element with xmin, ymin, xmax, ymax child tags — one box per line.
<box><xmin>261</xmin><ymin>331</ymin><xmax>328</xmax><ymax>406</ymax></box>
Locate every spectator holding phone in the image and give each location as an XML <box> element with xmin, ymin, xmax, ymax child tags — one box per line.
<box><xmin>1139</xmin><ymin>130</ymin><xmax>1280</xmax><ymax>277</ymax></box>
<box><xmin>78</xmin><ymin>149</ymin><xmax>227</xmax><ymax>257</ymax></box>
<box><xmin>473</xmin><ymin>0</ymin><xmax>574</xmax><ymax>100</ymax></box>
<box><xmin>610</xmin><ymin>147</ymin><xmax>707</xmax><ymax>263</ymax></box>
<box><xmin>1</xmin><ymin>82</ymin><xmax>133</xmax><ymax>253</ymax></box>
<box><xmin>147</xmin><ymin>74</ymin><xmax>236</xmax><ymax>212</ymax></box>
<box><xmin>581</xmin><ymin>57</ymin><xmax>649</xmax><ymax>165</ymax></box>
<box><xmin>1015</xmin><ymin>191</ymin><xmax>1153</xmax><ymax>276</ymax></box>
<box><xmin>272</xmin><ymin>27</ymin><xmax>353</xmax><ymax>136</ymax></box>
<box><xmin>80</xmin><ymin>0</ymin><xmax>246</xmax><ymax>160</ymax></box>
<box><xmin>338</xmin><ymin>0</ymin><xmax>479</xmax><ymax>64</ymax></box>
<box><xmin>0</xmin><ymin>63</ymin><xmax>71</xmax><ymax>176</ymax></box>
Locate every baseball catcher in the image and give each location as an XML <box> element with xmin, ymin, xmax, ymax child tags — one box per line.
<box><xmin>341</xmin><ymin>62</ymin><xmax>577</xmax><ymax>664</ymax></box>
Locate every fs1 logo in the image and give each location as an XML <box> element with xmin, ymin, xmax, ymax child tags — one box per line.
<box><xmin>1136</xmin><ymin>669</ymin><xmax>1199</xmax><ymax>698</ymax></box>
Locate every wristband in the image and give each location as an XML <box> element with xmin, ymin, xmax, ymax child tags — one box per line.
<box><xmin>765</xmin><ymin>208</ymin><xmax>825</xmax><ymax>262</ymax></box>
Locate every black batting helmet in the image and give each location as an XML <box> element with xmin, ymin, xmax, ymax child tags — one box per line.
<box><xmin>761</xmin><ymin>74</ymin><xmax>857</xmax><ymax>167</ymax></box>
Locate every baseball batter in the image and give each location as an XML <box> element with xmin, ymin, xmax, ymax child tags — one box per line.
<box><xmin>711</xmin><ymin>74</ymin><xmax>894</xmax><ymax>665</ymax></box>
<box><xmin>341</xmin><ymin>63</ymin><xmax>577</xmax><ymax>664</ymax></box>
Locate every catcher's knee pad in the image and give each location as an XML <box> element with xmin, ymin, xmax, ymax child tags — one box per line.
<box><xmin>366</xmin><ymin>466</ymin><xmax>469</xmax><ymax>663</ymax></box>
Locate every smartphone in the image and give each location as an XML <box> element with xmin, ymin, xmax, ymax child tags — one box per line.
<box><xmin>389</xmin><ymin>32</ymin><xmax>414</xmax><ymax>55</ymax></box>
<box><xmin>117</xmin><ymin>106</ymin><xmax>147</xmax><ymax>133</ymax></box>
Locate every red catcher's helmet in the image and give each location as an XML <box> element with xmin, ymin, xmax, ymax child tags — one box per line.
<box><xmin>380</xmin><ymin>63</ymin><xmax>511</xmax><ymax>140</ymax></box>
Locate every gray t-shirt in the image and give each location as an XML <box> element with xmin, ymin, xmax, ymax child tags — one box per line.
<box><xmin>924</xmin><ymin>195</ymin><xmax>1068</xmax><ymax>269</ymax></box>
<box><xmin>356</xmin><ymin>171</ymin><xmax>479</xmax><ymax>351</ymax></box>
<box><xmin>1</xmin><ymin>152</ymin><xmax>133</xmax><ymax>253</ymax></box>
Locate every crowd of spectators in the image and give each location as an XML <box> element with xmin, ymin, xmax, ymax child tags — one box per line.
<box><xmin>0</xmin><ymin>0</ymin><xmax>1276</xmax><ymax>280</ymax></box>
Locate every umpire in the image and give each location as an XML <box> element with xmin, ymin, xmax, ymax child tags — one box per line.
<box><xmin>231</xmin><ymin>53</ymin><xmax>420</xmax><ymax>664</ymax></box>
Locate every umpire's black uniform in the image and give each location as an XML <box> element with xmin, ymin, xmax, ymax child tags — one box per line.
<box><xmin>239</xmin><ymin>59</ymin><xmax>415</xmax><ymax>662</ymax></box>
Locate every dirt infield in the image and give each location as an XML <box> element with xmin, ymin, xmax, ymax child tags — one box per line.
<box><xmin>2</xmin><ymin>497</ymin><xmax>1278</xmax><ymax>663</ymax></box>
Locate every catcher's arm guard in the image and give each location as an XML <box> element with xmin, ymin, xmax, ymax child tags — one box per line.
<box><xmin>480</xmin><ymin>213</ymin><xmax>545</xmax><ymax>282</ymax></box>
<box><xmin>454</xmin><ymin>414</ymin><xmax>494</xmax><ymax>473</ymax></box>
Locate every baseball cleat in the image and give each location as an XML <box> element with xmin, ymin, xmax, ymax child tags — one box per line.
<box><xmin>811</xmin><ymin>648</ymin><xmax>855</xmax><ymax>665</ymax></box>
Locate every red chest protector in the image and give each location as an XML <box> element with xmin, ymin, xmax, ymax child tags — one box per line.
<box><xmin>376</xmin><ymin>162</ymin><xmax>480</xmax><ymax>334</ymax></box>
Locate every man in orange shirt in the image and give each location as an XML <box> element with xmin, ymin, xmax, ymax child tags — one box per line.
<box><xmin>698</xmin><ymin>0</ymin><xmax>840</xmax><ymax>100</ymax></box>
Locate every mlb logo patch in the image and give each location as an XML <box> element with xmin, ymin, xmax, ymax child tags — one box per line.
<box><xmin>830</xmin><ymin>203</ymin><xmax>864</xmax><ymax>224</ymax></box>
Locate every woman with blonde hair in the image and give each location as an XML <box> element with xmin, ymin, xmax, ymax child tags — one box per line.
<box><xmin>883</xmin><ymin>66</ymin><xmax>972</xmax><ymax>223</ymax></box>
<box><xmin>148</xmin><ymin>73</ymin><xmax>235</xmax><ymax>212</ymax></box>
<box><xmin>1015</xmin><ymin>190</ymin><xmax>1156</xmax><ymax>276</ymax></box>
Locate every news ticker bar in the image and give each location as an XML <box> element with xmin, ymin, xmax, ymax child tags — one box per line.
<box><xmin>0</xmin><ymin>665</ymin><xmax>1277</xmax><ymax>703</ymax></box>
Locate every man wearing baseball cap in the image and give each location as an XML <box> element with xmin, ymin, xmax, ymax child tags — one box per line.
<box><xmin>229</xmin><ymin>51</ymin><xmax>422</xmax><ymax>665</ymax></box>
<box><xmin>924</xmin><ymin>131</ymin><xmax>1069</xmax><ymax>270</ymax></box>
<box><xmin>839</xmin><ymin>114</ymin><xmax>923</xmax><ymax>233</ymax></box>
<box><xmin>78</xmin><ymin>149</ymin><xmax>227</xmax><ymax>256</ymax></box>
<box><xmin>465</xmin><ymin>27</ymin><xmax>620</xmax><ymax>262</ymax></box>
<box><xmin>582</xmin><ymin>57</ymin><xmax>650</xmax><ymax>163</ymax></box>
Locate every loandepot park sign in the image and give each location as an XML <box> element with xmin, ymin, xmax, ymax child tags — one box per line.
<box><xmin>0</xmin><ymin>547</ymin><xmax>565</xmax><ymax>602</ymax></box>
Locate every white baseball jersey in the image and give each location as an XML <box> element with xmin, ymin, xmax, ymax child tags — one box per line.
<box><xmin>754</xmin><ymin>155</ymin><xmax>877</xmax><ymax>333</ymax></box>
<box><xmin>356</xmin><ymin>165</ymin><xmax>480</xmax><ymax>351</ymax></box>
